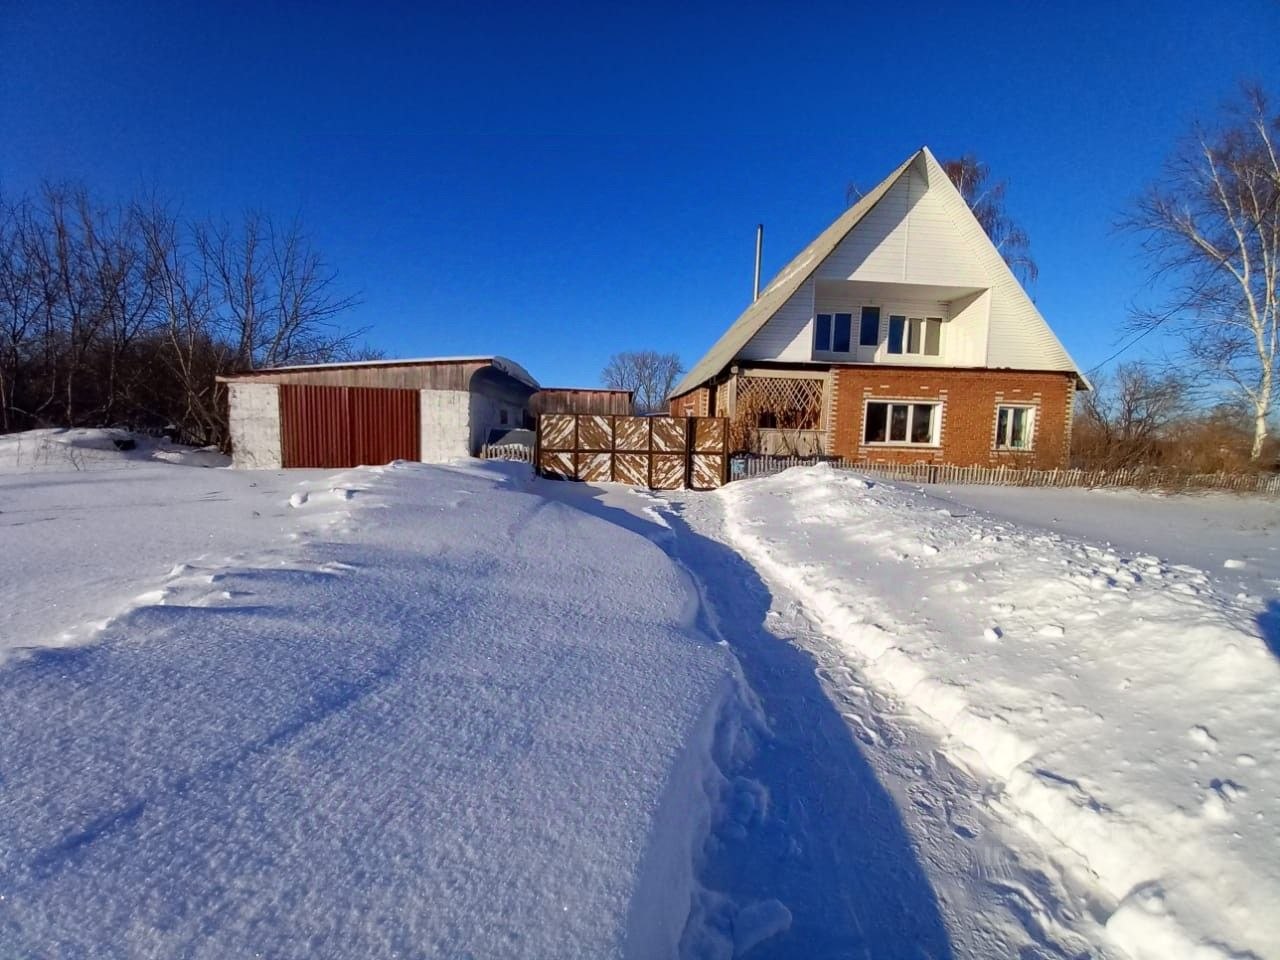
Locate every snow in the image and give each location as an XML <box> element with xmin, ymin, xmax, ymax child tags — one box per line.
<box><xmin>1</xmin><ymin>431</ymin><xmax>319</xmax><ymax>662</ymax></box>
<box><xmin>714</xmin><ymin>466</ymin><xmax>1280</xmax><ymax>960</ymax></box>
<box><xmin>8</xmin><ymin>432</ymin><xmax>1278</xmax><ymax>958</ymax></box>
<box><xmin>933</xmin><ymin>483</ymin><xmax>1280</xmax><ymax>601</ymax></box>
<box><xmin>0</xmin><ymin>447</ymin><xmax>733</xmax><ymax>956</ymax></box>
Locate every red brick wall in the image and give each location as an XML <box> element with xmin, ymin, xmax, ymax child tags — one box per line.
<box><xmin>828</xmin><ymin>367</ymin><xmax>1075</xmax><ymax>468</ymax></box>
<box><xmin>669</xmin><ymin>387</ymin><xmax>709</xmax><ymax>418</ymax></box>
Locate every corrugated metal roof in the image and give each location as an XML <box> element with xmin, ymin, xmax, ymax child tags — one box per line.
<box><xmin>667</xmin><ymin>151</ymin><xmax>919</xmax><ymax>400</ymax></box>
<box><xmin>670</xmin><ymin>147</ymin><xmax>1088</xmax><ymax>397</ymax></box>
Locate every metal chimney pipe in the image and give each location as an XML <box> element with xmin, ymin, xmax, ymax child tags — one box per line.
<box><xmin>753</xmin><ymin>224</ymin><xmax>763</xmax><ymax>302</ymax></box>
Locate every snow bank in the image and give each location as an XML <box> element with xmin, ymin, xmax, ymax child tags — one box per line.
<box><xmin>0</xmin><ymin>427</ymin><xmax>227</xmax><ymax>470</ymax></box>
<box><xmin>1</xmin><ymin>457</ymin><xmax>313</xmax><ymax>662</ymax></box>
<box><xmin>0</xmin><ymin>460</ymin><xmax>733</xmax><ymax>956</ymax></box>
<box><xmin>721</xmin><ymin>465</ymin><xmax>1280</xmax><ymax>960</ymax></box>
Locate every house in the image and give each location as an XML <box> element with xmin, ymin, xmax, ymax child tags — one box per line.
<box><xmin>668</xmin><ymin>147</ymin><xmax>1088</xmax><ymax>468</ymax></box>
<box><xmin>219</xmin><ymin>356</ymin><xmax>539</xmax><ymax>468</ymax></box>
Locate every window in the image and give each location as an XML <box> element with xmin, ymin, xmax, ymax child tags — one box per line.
<box><xmin>924</xmin><ymin>318</ymin><xmax>942</xmax><ymax>356</ymax></box>
<box><xmin>887</xmin><ymin>315</ymin><xmax>905</xmax><ymax>354</ymax></box>
<box><xmin>859</xmin><ymin>306</ymin><xmax>880</xmax><ymax>347</ymax></box>
<box><xmin>863</xmin><ymin>401</ymin><xmax>940</xmax><ymax>445</ymax></box>
<box><xmin>499</xmin><ymin>409</ymin><xmax>509</xmax><ymax>425</ymax></box>
<box><xmin>815</xmin><ymin>313</ymin><xmax>832</xmax><ymax>351</ymax></box>
<box><xmin>888</xmin><ymin>315</ymin><xmax>943</xmax><ymax>356</ymax></box>
<box><xmin>833</xmin><ymin>313</ymin><xmax>851</xmax><ymax>352</ymax></box>
<box><xmin>995</xmin><ymin>405</ymin><xmax>1034</xmax><ymax>450</ymax></box>
<box><xmin>815</xmin><ymin>313</ymin><xmax>852</xmax><ymax>353</ymax></box>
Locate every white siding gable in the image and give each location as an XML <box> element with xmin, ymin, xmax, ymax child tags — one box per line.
<box><xmin>815</xmin><ymin>168</ymin><xmax>989</xmax><ymax>288</ymax></box>
<box><xmin>733</xmin><ymin>150</ymin><xmax>1081</xmax><ymax>379</ymax></box>
<box><xmin>738</xmin><ymin>278</ymin><xmax>815</xmax><ymax>361</ymax></box>
<box><xmin>916</xmin><ymin>151</ymin><xmax>1079</xmax><ymax>373</ymax></box>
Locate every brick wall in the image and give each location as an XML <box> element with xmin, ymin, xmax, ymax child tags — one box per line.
<box><xmin>669</xmin><ymin>387</ymin><xmax>709</xmax><ymax>418</ymax></box>
<box><xmin>829</xmin><ymin>366</ymin><xmax>1075</xmax><ymax>469</ymax></box>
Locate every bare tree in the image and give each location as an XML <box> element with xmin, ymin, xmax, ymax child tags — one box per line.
<box><xmin>601</xmin><ymin>350</ymin><xmax>684</xmax><ymax>414</ymax></box>
<box><xmin>198</xmin><ymin>212</ymin><xmax>362</xmax><ymax>370</ymax></box>
<box><xmin>942</xmin><ymin>154</ymin><xmax>1039</xmax><ymax>286</ymax></box>
<box><xmin>0</xmin><ymin>183</ymin><xmax>368</xmax><ymax>447</ymax></box>
<box><xmin>1125</xmin><ymin>86</ymin><xmax>1280</xmax><ymax>461</ymax></box>
<box><xmin>1073</xmin><ymin>362</ymin><xmax>1188</xmax><ymax>467</ymax></box>
<box><xmin>0</xmin><ymin>196</ymin><xmax>43</xmax><ymax>431</ymax></box>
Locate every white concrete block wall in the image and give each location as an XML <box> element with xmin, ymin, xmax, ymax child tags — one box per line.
<box><xmin>227</xmin><ymin>382</ymin><xmax>282</xmax><ymax>469</ymax></box>
<box><xmin>420</xmin><ymin>389</ymin><xmax>471</xmax><ymax>462</ymax></box>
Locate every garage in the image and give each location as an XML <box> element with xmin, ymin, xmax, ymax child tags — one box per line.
<box><xmin>219</xmin><ymin>356</ymin><xmax>539</xmax><ymax>469</ymax></box>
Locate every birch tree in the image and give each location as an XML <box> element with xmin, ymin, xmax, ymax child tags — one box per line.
<box><xmin>1127</xmin><ymin>86</ymin><xmax>1280</xmax><ymax>461</ymax></box>
<box><xmin>942</xmin><ymin>155</ymin><xmax>1039</xmax><ymax>286</ymax></box>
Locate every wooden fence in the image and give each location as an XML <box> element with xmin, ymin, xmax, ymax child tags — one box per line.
<box><xmin>479</xmin><ymin>442</ymin><xmax>535</xmax><ymax>464</ymax></box>
<box><xmin>733</xmin><ymin>456</ymin><xmax>1280</xmax><ymax>495</ymax></box>
<box><xmin>536</xmin><ymin>413</ymin><xmax>730</xmax><ymax>490</ymax></box>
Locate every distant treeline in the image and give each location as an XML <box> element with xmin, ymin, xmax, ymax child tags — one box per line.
<box><xmin>0</xmin><ymin>187</ymin><xmax>369</xmax><ymax>447</ymax></box>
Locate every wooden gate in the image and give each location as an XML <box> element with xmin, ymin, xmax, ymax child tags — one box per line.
<box><xmin>536</xmin><ymin>414</ymin><xmax>728</xmax><ymax>490</ymax></box>
<box><xmin>280</xmin><ymin>384</ymin><xmax>421</xmax><ymax>468</ymax></box>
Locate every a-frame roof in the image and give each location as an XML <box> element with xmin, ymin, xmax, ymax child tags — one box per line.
<box><xmin>669</xmin><ymin>147</ymin><xmax>1086</xmax><ymax>398</ymax></box>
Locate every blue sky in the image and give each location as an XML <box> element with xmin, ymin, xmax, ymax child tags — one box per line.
<box><xmin>3</xmin><ymin>1</ymin><xmax>1278</xmax><ymax>387</ymax></box>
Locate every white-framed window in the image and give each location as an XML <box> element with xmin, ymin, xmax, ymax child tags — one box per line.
<box><xmin>886</xmin><ymin>315</ymin><xmax>943</xmax><ymax>357</ymax></box>
<box><xmin>863</xmin><ymin>400</ymin><xmax>941</xmax><ymax>446</ymax></box>
<box><xmin>814</xmin><ymin>312</ymin><xmax>853</xmax><ymax>353</ymax></box>
<box><xmin>995</xmin><ymin>405</ymin><xmax>1035</xmax><ymax>450</ymax></box>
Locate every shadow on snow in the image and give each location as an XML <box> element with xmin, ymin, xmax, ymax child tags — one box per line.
<box><xmin>1257</xmin><ymin>599</ymin><xmax>1280</xmax><ymax>661</ymax></box>
<box><xmin>542</xmin><ymin>479</ymin><xmax>954</xmax><ymax>960</ymax></box>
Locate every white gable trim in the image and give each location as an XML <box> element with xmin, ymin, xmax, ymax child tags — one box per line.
<box><xmin>672</xmin><ymin>147</ymin><xmax>1088</xmax><ymax>399</ymax></box>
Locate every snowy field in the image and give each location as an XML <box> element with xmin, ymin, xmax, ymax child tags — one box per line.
<box><xmin>0</xmin><ymin>437</ymin><xmax>734</xmax><ymax>957</ymax></box>
<box><xmin>935</xmin><ymin>483</ymin><xmax>1280</xmax><ymax>600</ymax></box>
<box><xmin>1</xmin><ymin>429</ymin><xmax>329</xmax><ymax>660</ymax></box>
<box><xmin>713</xmin><ymin>466</ymin><xmax>1280</xmax><ymax>960</ymax></box>
<box><xmin>4</xmin><ymin>437</ymin><xmax>1277</xmax><ymax>958</ymax></box>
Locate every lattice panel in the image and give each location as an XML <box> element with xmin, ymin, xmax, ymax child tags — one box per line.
<box><xmin>736</xmin><ymin>377</ymin><xmax>824</xmax><ymax>429</ymax></box>
<box><xmin>615</xmin><ymin>417</ymin><xmax>650</xmax><ymax>451</ymax></box>
<box><xmin>694</xmin><ymin>417</ymin><xmax>726</xmax><ymax>452</ymax></box>
<box><xmin>540</xmin><ymin>415</ymin><xmax>576</xmax><ymax>451</ymax></box>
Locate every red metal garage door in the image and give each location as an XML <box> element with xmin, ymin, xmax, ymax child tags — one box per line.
<box><xmin>279</xmin><ymin>384</ymin><xmax>421</xmax><ymax>468</ymax></box>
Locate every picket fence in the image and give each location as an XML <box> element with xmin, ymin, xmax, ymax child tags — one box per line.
<box><xmin>479</xmin><ymin>442</ymin><xmax>534</xmax><ymax>464</ymax></box>
<box><xmin>733</xmin><ymin>456</ymin><xmax>1280</xmax><ymax>495</ymax></box>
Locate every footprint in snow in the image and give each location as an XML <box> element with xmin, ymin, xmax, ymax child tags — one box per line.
<box><xmin>1202</xmin><ymin>778</ymin><xmax>1248</xmax><ymax>821</ymax></box>
<box><xmin>1188</xmin><ymin>725</ymin><xmax>1218</xmax><ymax>751</ymax></box>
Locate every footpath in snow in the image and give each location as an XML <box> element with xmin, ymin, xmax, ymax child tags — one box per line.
<box><xmin>0</xmin><ymin>454</ymin><xmax>733</xmax><ymax>958</ymax></box>
<box><xmin>549</xmin><ymin>479</ymin><xmax>1114</xmax><ymax>959</ymax></box>
<box><xmin>716</xmin><ymin>465</ymin><xmax>1280</xmax><ymax>960</ymax></box>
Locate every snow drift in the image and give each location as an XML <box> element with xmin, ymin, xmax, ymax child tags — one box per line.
<box><xmin>0</xmin><ymin>459</ymin><xmax>733</xmax><ymax>957</ymax></box>
<box><xmin>721</xmin><ymin>465</ymin><xmax>1280</xmax><ymax>960</ymax></box>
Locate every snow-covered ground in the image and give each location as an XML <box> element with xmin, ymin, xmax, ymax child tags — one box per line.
<box><xmin>934</xmin><ymin>483</ymin><xmax>1280</xmax><ymax>601</ymax></box>
<box><xmin>1</xmin><ymin>430</ymin><xmax>328</xmax><ymax>661</ymax></box>
<box><xmin>6</xmin><ymin>436</ymin><xmax>1277</xmax><ymax>958</ymax></box>
<box><xmin>711</xmin><ymin>466</ymin><xmax>1280</xmax><ymax>960</ymax></box>
<box><xmin>0</xmin><ymin>444</ymin><xmax>734</xmax><ymax>957</ymax></box>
